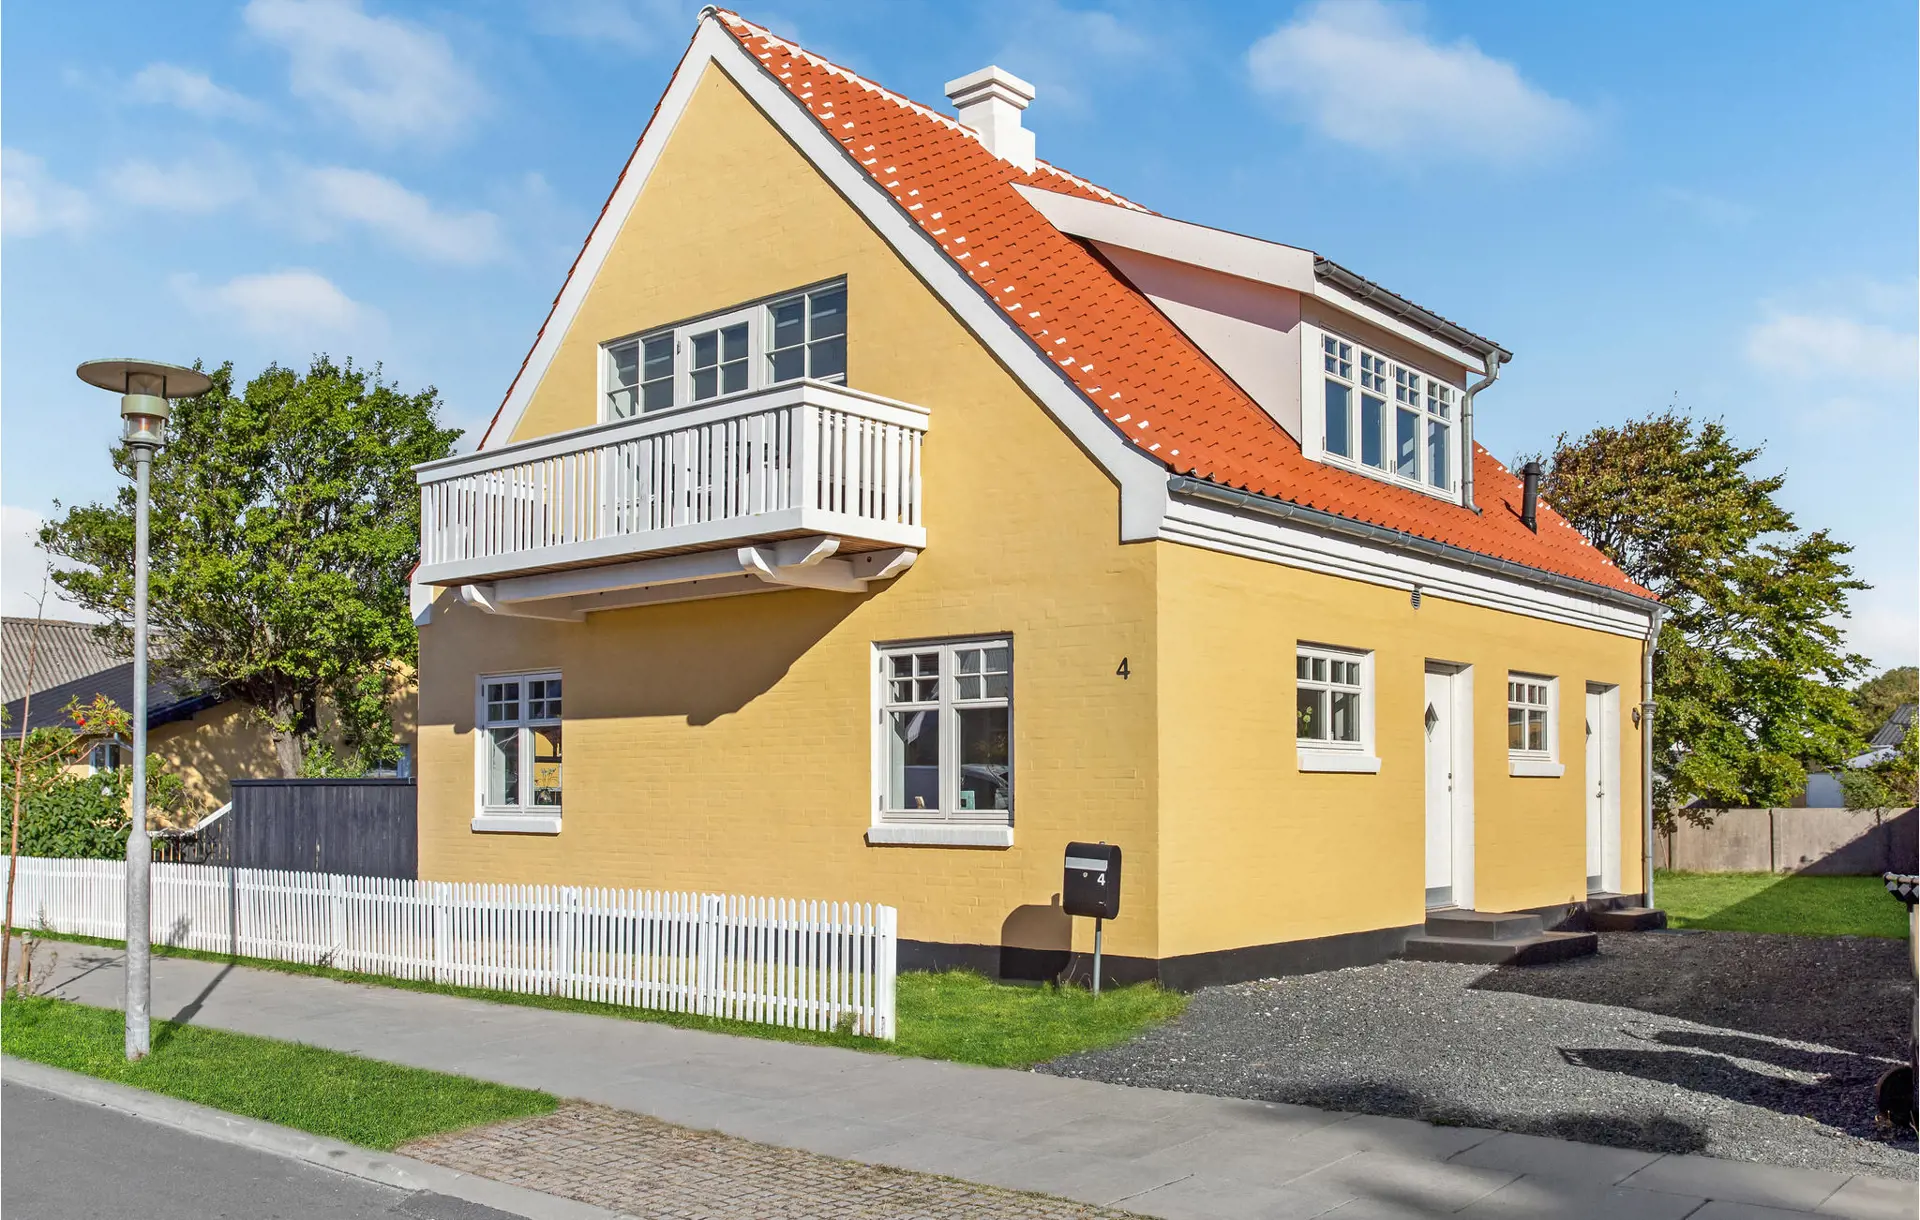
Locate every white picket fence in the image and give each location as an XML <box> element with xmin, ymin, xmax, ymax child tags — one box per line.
<box><xmin>2</xmin><ymin>857</ymin><xmax>897</xmax><ymax>1040</ymax></box>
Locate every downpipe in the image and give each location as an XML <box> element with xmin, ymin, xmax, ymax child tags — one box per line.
<box><xmin>1460</xmin><ymin>351</ymin><xmax>1506</xmax><ymax>513</ymax></box>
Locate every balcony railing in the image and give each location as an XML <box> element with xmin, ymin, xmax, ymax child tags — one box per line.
<box><xmin>415</xmin><ymin>381</ymin><xmax>927</xmax><ymax>587</ymax></box>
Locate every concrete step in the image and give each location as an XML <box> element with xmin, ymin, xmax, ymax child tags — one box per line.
<box><xmin>1591</xmin><ymin>906</ymin><xmax>1668</xmax><ymax>932</ymax></box>
<box><xmin>1423</xmin><ymin>909</ymin><xmax>1545</xmax><ymax>940</ymax></box>
<box><xmin>1403</xmin><ymin>930</ymin><xmax>1599</xmax><ymax>967</ymax></box>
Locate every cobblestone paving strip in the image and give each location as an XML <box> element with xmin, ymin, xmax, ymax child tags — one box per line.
<box><xmin>402</xmin><ymin>1102</ymin><xmax>1149</xmax><ymax>1219</ymax></box>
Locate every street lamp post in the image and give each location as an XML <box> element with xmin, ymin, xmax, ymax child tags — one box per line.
<box><xmin>76</xmin><ymin>359</ymin><xmax>211</xmax><ymax>1061</ymax></box>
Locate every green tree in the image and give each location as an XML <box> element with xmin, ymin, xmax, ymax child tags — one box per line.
<box><xmin>1852</xmin><ymin>666</ymin><xmax>1917</xmax><ymax>736</ymax></box>
<box><xmin>40</xmin><ymin>358</ymin><xmax>460</xmax><ymax>776</ymax></box>
<box><xmin>1535</xmin><ymin>412</ymin><xmax>1867</xmax><ymax>818</ymax></box>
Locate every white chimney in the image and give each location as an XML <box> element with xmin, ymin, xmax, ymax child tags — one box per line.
<box><xmin>944</xmin><ymin>66</ymin><xmax>1036</xmax><ymax>172</ymax></box>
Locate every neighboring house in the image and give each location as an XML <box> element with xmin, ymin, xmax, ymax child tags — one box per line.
<box><xmin>408</xmin><ymin>11</ymin><xmax>1661</xmax><ymax>987</ymax></box>
<box><xmin>1850</xmin><ymin>702</ymin><xmax>1915</xmax><ymax>769</ymax></box>
<box><xmin>2</xmin><ymin>618</ymin><xmax>420</xmax><ymax>811</ymax></box>
<box><xmin>2</xmin><ymin>616</ymin><xmax>121</xmax><ymax>703</ymax></box>
<box><xmin>1795</xmin><ymin>702</ymin><xmax>1917</xmax><ymax>808</ymax></box>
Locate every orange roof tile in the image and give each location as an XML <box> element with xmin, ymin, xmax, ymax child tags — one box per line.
<box><xmin>495</xmin><ymin>10</ymin><xmax>1649</xmax><ymax>602</ymax></box>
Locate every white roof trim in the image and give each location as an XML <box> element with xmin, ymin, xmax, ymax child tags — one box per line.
<box><xmin>480</xmin><ymin>13</ymin><xmax>1170</xmax><ymax>539</ymax></box>
<box><xmin>1311</xmin><ymin>279</ymin><xmax>1485</xmax><ymax>372</ymax></box>
<box><xmin>1014</xmin><ymin>183</ymin><xmax>1317</xmax><ymax>294</ymax></box>
<box><xmin>1013</xmin><ymin>182</ymin><xmax>1488</xmax><ymax>373</ymax></box>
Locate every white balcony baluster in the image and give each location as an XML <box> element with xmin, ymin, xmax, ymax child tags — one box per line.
<box><xmin>415</xmin><ymin>382</ymin><xmax>927</xmax><ymax>588</ymax></box>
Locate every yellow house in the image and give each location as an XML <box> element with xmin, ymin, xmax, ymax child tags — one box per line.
<box><xmin>409</xmin><ymin>10</ymin><xmax>1664</xmax><ymax>987</ymax></box>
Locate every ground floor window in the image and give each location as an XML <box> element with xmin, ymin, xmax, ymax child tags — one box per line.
<box><xmin>1295</xmin><ymin>643</ymin><xmax>1379</xmax><ymax>773</ymax></box>
<box><xmin>875</xmin><ymin>637</ymin><xmax>1011</xmax><ymax>825</ymax></box>
<box><xmin>1508</xmin><ymin>674</ymin><xmax>1555</xmax><ymax>760</ymax></box>
<box><xmin>478</xmin><ymin>672</ymin><xmax>562</xmax><ymax>818</ymax></box>
<box><xmin>88</xmin><ymin>739</ymin><xmax>127</xmax><ymax>774</ymax></box>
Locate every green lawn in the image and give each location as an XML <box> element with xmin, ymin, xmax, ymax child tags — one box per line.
<box><xmin>22</xmin><ymin>932</ymin><xmax>1185</xmax><ymax>1069</ymax></box>
<box><xmin>1655</xmin><ymin>870</ymin><xmax>1912</xmax><ymax>938</ymax></box>
<box><xmin>1</xmin><ymin>995</ymin><xmax>555</xmax><ymax>1149</ymax></box>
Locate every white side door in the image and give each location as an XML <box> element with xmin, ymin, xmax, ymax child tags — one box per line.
<box><xmin>1586</xmin><ymin>684</ymin><xmax>1621</xmax><ymax>894</ymax></box>
<box><xmin>1424</xmin><ymin>669</ymin><xmax>1455</xmax><ymax>909</ymax></box>
<box><xmin>1585</xmin><ymin>688</ymin><xmax>1605</xmax><ymax>892</ymax></box>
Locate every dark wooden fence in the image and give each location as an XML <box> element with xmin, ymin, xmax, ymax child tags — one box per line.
<box><xmin>156</xmin><ymin>778</ymin><xmax>417</xmax><ymax>879</ymax></box>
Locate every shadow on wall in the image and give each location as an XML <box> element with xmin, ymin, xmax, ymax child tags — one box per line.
<box><xmin>1000</xmin><ymin>897</ymin><xmax>1073</xmax><ymax>983</ymax></box>
<box><xmin>1657</xmin><ymin>806</ymin><xmax>1918</xmax><ymax>875</ymax></box>
<box><xmin>440</xmin><ymin>586</ymin><xmax>868</xmax><ymax>733</ymax></box>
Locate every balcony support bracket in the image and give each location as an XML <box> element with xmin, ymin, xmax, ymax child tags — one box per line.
<box><xmin>458</xmin><ymin>539</ymin><xmax>919</xmax><ymax>621</ymax></box>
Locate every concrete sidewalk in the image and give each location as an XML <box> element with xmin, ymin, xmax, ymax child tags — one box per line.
<box><xmin>25</xmin><ymin>943</ymin><xmax>1915</xmax><ymax>1219</ymax></box>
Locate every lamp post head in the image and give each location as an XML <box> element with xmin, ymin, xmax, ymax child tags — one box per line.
<box><xmin>76</xmin><ymin>359</ymin><xmax>213</xmax><ymax>448</ymax></box>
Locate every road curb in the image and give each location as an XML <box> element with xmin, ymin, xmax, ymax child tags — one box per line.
<box><xmin>2</xmin><ymin>1056</ymin><xmax>630</xmax><ymax>1220</ymax></box>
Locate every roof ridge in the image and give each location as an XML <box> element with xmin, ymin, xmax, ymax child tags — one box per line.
<box><xmin>716</xmin><ymin>9</ymin><xmax>1152</xmax><ymax>214</ymax></box>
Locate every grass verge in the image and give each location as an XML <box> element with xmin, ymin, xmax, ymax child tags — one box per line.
<box><xmin>18</xmin><ymin>930</ymin><xmax>1186</xmax><ymax>1069</ymax></box>
<box><xmin>1655</xmin><ymin>870</ymin><xmax>1911</xmax><ymax>938</ymax></box>
<box><xmin>1</xmin><ymin>994</ymin><xmax>555</xmax><ymax>1149</ymax></box>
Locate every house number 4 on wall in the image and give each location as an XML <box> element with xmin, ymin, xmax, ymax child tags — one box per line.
<box><xmin>1116</xmin><ymin>658</ymin><xmax>1130</xmax><ymax>680</ymax></box>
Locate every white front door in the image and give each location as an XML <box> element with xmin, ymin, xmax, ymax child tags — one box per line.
<box><xmin>1424</xmin><ymin>669</ymin><xmax>1456</xmax><ymax>909</ymax></box>
<box><xmin>1585</xmin><ymin>685</ymin><xmax>1620</xmax><ymax>893</ymax></box>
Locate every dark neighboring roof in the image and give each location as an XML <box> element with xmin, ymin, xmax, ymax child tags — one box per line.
<box><xmin>1870</xmin><ymin>703</ymin><xmax>1916</xmax><ymax>750</ymax></box>
<box><xmin>1</xmin><ymin>661</ymin><xmax>222</xmax><ymax>738</ymax></box>
<box><xmin>2</xmin><ymin>617</ymin><xmax>121</xmax><ymax>703</ymax></box>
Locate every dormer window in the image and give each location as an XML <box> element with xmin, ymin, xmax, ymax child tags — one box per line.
<box><xmin>1314</xmin><ymin>329</ymin><xmax>1458</xmax><ymax>498</ymax></box>
<box><xmin>602</xmin><ymin>280</ymin><xmax>847</xmax><ymax>420</ymax></box>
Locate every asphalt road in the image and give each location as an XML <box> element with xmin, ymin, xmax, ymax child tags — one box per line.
<box><xmin>0</xmin><ymin>1082</ymin><xmax>525</xmax><ymax>1220</ymax></box>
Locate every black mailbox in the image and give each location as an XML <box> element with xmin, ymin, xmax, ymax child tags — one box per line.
<box><xmin>1063</xmin><ymin>841</ymin><xmax>1121</xmax><ymax>920</ymax></box>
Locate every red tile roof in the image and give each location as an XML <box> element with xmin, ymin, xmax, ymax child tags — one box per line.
<box><xmin>495</xmin><ymin>10</ymin><xmax>1649</xmax><ymax>602</ymax></box>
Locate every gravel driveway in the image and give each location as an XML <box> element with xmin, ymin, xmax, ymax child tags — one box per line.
<box><xmin>1042</xmin><ymin>930</ymin><xmax>1917</xmax><ymax>1179</ymax></box>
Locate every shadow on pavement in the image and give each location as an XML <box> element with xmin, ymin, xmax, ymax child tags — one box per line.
<box><xmin>1208</xmin><ymin>1078</ymin><xmax>1712</xmax><ymax>1156</ymax></box>
<box><xmin>1470</xmin><ymin>931</ymin><xmax>1911</xmax><ymax>1059</ymax></box>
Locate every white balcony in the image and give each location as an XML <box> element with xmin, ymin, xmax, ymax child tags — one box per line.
<box><xmin>415</xmin><ymin>381</ymin><xmax>927</xmax><ymax>619</ymax></box>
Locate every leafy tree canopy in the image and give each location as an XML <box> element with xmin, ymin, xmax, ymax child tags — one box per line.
<box><xmin>1534</xmin><ymin>412</ymin><xmax>1867</xmax><ymax>817</ymax></box>
<box><xmin>1852</xmin><ymin>666</ymin><xmax>1917</xmax><ymax>736</ymax></box>
<box><xmin>41</xmin><ymin>358</ymin><xmax>460</xmax><ymax>776</ymax></box>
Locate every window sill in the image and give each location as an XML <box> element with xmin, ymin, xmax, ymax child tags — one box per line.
<box><xmin>471</xmin><ymin>814</ymin><xmax>562</xmax><ymax>835</ymax></box>
<box><xmin>866</xmin><ymin>824</ymin><xmax>1013</xmax><ymax>848</ymax></box>
<box><xmin>1508</xmin><ymin>759</ymin><xmax>1565</xmax><ymax>778</ymax></box>
<box><xmin>1298</xmin><ymin>750</ymin><xmax>1381</xmax><ymax>774</ymax></box>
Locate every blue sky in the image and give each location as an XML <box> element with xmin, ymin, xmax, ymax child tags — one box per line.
<box><xmin>5</xmin><ymin>0</ymin><xmax>1915</xmax><ymax>671</ymax></box>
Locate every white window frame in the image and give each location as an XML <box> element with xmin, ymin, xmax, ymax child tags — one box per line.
<box><xmin>473</xmin><ymin>670</ymin><xmax>564</xmax><ymax>834</ymax></box>
<box><xmin>1507</xmin><ymin>672</ymin><xmax>1564</xmax><ymax>777</ymax></box>
<box><xmin>1303</xmin><ymin>323</ymin><xmax>1462</xmax><ymax>502</ymax></box>
<box><xmin>868</xmin><ymin>636</ymin><xmax>1014</xmax><ymax>848</ymax></box>
<box><xmin>88</xmin><ymin>738</ymin><xmax>128</xmax><ymax>775</ymax></box>
<box><xmin>599</xmin><ymin>278</ymin><xmax>847</xmax><ymax>422</ymax></box>
<box><xmin>1296</xmin><ymin>642</ymin><xmax>1380</xmax><ymax>774</ymax></box>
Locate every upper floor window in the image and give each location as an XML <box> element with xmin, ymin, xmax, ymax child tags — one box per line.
<box><xmin>602</xmin><ymin>281</ymin><xmax>847</xmax><ymax>420</ymax></box>
<box><xmin>1319</xmin><ymin>331</ymin><xmax>1456</xmax><ymax>496</ymax></box>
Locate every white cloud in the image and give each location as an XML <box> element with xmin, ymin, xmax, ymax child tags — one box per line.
<box><xmin>112</xmin><ymin>147</ymin><xmax>258</xmax><ymax>214</ymax></box>
<box><xmin>2</xmin><ymin>148</ymin><xmax>95</xmax><ymax>237</ymax></box>
<box><xmin>297</xmin><ymin>166</ymin><xmax>504</xmax><ymax>264</ymax></box>
<box><xmin>532</xmin><ymin>0</ymin><xmax>684</xmax><ymax>53</ymax></box>
<box><xmin>1</xmin><ymin>506</ymin><xmax>98</xmax><ymax>621</ymax></box>
<box><xmin>1746</xmin><ymin>311</ymin><xmax>1918</xmax><ymax>382</ymax></box>
<box><xmin>174</xmin><ymin>269</ymin><xmax>379</xmax><ymax>341</ymax></box>
<box><xmin>128</xmin><ymin>63</ymin><xmax>263</xmax><ymax>120</ymax></box>
<box><xmin>1247</xmin><ymin>0</ymin><xmax>1587</xmax><ymax>164</ymax></box>
<box><xmin>243</xmin><ymin>0</ymin><xmax>485</xmax><ymax>144</ymax></box>
<box><xmin>985</xmin><ymin>0</ymin><xmax>1157</xmax><ymax>115</ymax></box>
